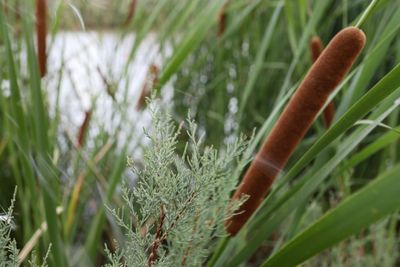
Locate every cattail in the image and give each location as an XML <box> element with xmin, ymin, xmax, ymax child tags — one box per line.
<box><xmin>310</xmin><ymin>36</ymin><xmax>324</xmax><ymax>62</ymax></box>
<box><xmin>310</xmin><ymin>36</ymin><xmax>336</xmax><ymax>128</ymax></box>
<box><xmin>77</xmin><ymin>110</ymin><xmax>92</xmax><ymax>148</ymax></box>
<box><xmin>36</xmin><ymin>0</ymin><xmax>47</xmax><ymax>77</ymax></box>
<box><xmin>226</xmin><ymin>27</ymin><xmax>366</xmax><ymax>235</ymax></box>
<box><xmin>218</xmin><ymin>12</ymin><xmax>226</xmax><ymax>37</ymax></box>
<box><xmin>3</xmin><ymin>2</ymin><xmax>8</xmax><ymax>16</ymax></box>
<box><xmin>136</xmin><ymin>86</ymin><xmax>149</xmax><ymax>110</ymax></box>
<box><xmin>137</xmin><ymin>64</ymin><xmax>159</xmax><ymax>110</ymax></box>
<box><xmin>217</xmin><ymin>5</ymin><xmax>227</xmax><ymax>37</ymax></box>
<box><xmin>124</xmin><ymin>0</ymin><xmax>137</xmax><ymax>26</ymax></box>
<box><xmin>15</xmin><ymin>0</ymin><xmax>21</xmax><ymax>21</ymax></box>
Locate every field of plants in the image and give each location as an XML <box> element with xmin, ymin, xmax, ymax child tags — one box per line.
<box><xmin>1</xmin><ymin>0</ymin><xmax>400</xmax><ymax>266</ymax></box>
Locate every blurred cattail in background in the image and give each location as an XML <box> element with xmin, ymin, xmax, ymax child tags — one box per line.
<box><xmin>77</xmin><ymin>110</ymin><xmax>92</xmax><ymax>148</ymax></box>
<box><xmin>137</xmin><ymin>63</ymin><xmax>159</xmax><ymax>110</ymax></box>
<box><xmin>226</xmin><ymin>27</ymin><xmax>366</xmax><ymax>235</ymax></box>
<box><xmin>217</xmin><ymin>3</ymin><xmax>227</xmax><ymax>37</ymax></box>
<box><xmin>36</xmin><ymin>0</ymin><xmax>47</xmax><ymax>77</ymax></box>
<box><xmin>124</xmin><ymin>0</ymin><xmax>138</xmax><ymax>26</ymax></box>
<box><xmin>310</xmin><ymin>36</ymin><xmax>324</xmax><ymax>62</ymax></box>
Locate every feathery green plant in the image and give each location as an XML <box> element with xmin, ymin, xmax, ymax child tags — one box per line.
<box><xmin>0</xmin><ymin>193</ymin><xmax>19</xmax><ymax>267</ymax></box>
<box><xmin>105</xmin><ymin>104</ymin><xmax>250</xmax><ymax>266</ymax></box>
<box><xmin>0</xmin><ymin>191</ymin><xmax>49</xmax><ymax>267</ymax></box>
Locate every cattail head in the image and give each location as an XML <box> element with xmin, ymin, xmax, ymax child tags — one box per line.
<box><xmin>149</xmin><ymin>64</ymin><xmax>159</xmax><ymax>77</ymax></box>
<box><xmin>124</xmin><ymin>0</ymin><xmax>137</xmax><ymax>27</ymax></box>
<box><xmin>225</xmin><ymin>27</ymin><xmax>366</xmax><ymax>235</ymax></box>
<box><xmin>36</xmin><ymin>0</ymin><xmax>47</xmax><ymax>78</ymax></box>
<box><xmin>217</xmin><ymin>12</ymin><xmax>226</xmax><ymax>37</ymax></box>
<box><xmin>3</xmin><ymin>2</ymin><xmax>9</xmax><ymax>16</ymax></box>
<box><xmin>77</xmin><ymin>110</ymin><xmax>92</xmax><ymax>148</ymax></box>
<box><xmin>310</xmin><ymin>36</ymin><xmax>324</xmax><ymax>63</ymax></box>
<box><xmin>217</xmin><ymin>2</ymin><xmax>228</xmax><ymax>37</ymax></box>
<box><xmin>137</xmin><ymin>64</ymin><xmax>159</xmax><ymax>110</ymax></box>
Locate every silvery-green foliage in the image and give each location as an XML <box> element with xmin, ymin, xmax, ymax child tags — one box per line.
<box><xmin>0</xmin><ymin>191</ymin><xmax>48</xmax><ymax>267</ymax></box>
<box><xmin>0</xmin><ymin>193</ymin><xmax>19</xmax><ymax>267</ymax></box>
<box><xmin>106</xmin><ymin>105</ymin><xmax>250</xmax><ymax>267</ymax></box>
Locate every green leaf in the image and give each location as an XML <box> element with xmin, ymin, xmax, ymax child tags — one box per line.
<box><xmin>262</xmin><ymin>164</ymin><xmax>400</xmax><ymax>267</ymax></box>
<box><xmin>342</xmin><ymin>126</ymin><xmax>400</xmax><ymax>170</ymax></box>
<box><xmin>337</xmin><ymin>5</ymin><xmax>400</xmax><ymax>117</ymax></box>
<box><xmin>238</xmin><ymin>2</ymin><xmax>283</xmax><ymax>120</ymax></box>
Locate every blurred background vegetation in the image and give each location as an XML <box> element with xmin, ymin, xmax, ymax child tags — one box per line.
<box><xmin>1</xmin><ymin>0</ymin><xmax>400</xmax><ymax>266</ymax></box>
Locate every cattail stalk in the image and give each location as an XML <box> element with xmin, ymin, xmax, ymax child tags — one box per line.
<box><xmin>310</xmin><ymin>36</ymin><xmax>336</xmax><ymax>128</ymax></box>
<box><xmin>36</xmin><ymin>0</ymin><xmax>47</xmax><ymax>77</ymax></box>
<box><xmin>226</xmin><ymin>27</ymin><xmax>366</xmax><ymax>235</ymax></box>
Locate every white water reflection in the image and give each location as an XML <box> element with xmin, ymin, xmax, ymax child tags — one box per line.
<box><xmin>45</xmin><ymin>31</ymin><xmax>172</xmax><ymax>156</ymax></box>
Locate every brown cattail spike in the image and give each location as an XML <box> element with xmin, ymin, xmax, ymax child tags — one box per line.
<box><xmin>226</xmin><ymin>27</ymin><xmax>366</xmax><ymax>235</ymax></box>
<box><xmin>218</xmin><ymin>11</ymin><xmax>226</xmax><ymax>37</ymax></box>
<box><xmin>310</xmin><ymin>36</ymin><xmax>324</xmax><ymax>63</ymax></box>
<box><xmin>36</xmin><ymin>0</ymin><xmax>47</xmax><ymax>77</ymax></box>
<box><xmin>310</xmin><ymin>36</ymin><xmax>336</xmax><ymax>128</ymax></box>
<box><xmin>124</xmin><ymin>0</ymin><xmax>137</xmax><ymax>26</ymax></box>
<box><xmin>77</xmin><ymin>110</ymin><xmax>92</xmax><ymax>148</ymax></box>
<box><xmin>217</xmin><ymin>2</ymin><xmax>228</xmax><ymax>37</ymax></box>
<box><xmin>137</xmin><ymin>64</ymin><xmax>159</xmax><ymax>110</ymax></box>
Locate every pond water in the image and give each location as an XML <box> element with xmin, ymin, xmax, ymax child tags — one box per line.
<box><xmin>44</xmin><ymin>31</ymin><xmax>172</xmax><ymax>156</ymax></box>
